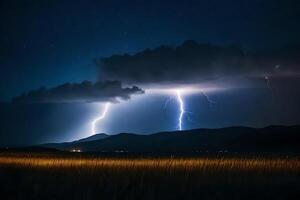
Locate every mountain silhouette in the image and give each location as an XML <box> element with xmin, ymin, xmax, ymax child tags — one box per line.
<box><xmin>73</xmin><ymin>133</ymin><xmax>109</xmax><ymax>143</ymax></box>
<box><xmin>41</xmin><ymin>125</ymin><xmax>300</xmax><ymax>154</ymax></box>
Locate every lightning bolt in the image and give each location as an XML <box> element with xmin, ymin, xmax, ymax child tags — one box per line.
<box><xmin>160</xmin><ymin>88</ymin><xmax>215</xmax><ymax>131</ymax></box>
<box><xmin>91</xmin><ymin>102</ymin><xmax>110</xmax><ymax>135</ymax></box>
<box><xmin>163</xmin><ymin>96</ymin><xmax>174</xmax><ymax>110</ymax></box>
<box><xmin>201</xmin><ymin>90</ymin><xmax>215</xmax><ymax>105</ymax></box>
<box><xmin>265</xmin><ymin>76</ymin><xmax>274</xmax><ymax>97</ymax></box>
<box><xmin>176</xmin><ymin>90</ymin><xmax>185</xmax><ymax>131</ymax></box>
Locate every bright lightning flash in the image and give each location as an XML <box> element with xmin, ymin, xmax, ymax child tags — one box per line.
<box><xmin>148</xmin><ymin>86</ymin><xmax>220</xmax><ymax>131</ymax></box>
<box><xmin>91</xmin><ymin>102</ymin><xmax>110</xmax><ymax>135</ymax></box>
<box><xmin>176</xmin><ymin>90</ymin><xmax>185</xmax><ymax>131</ymax></box>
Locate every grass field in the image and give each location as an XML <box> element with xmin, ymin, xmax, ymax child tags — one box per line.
<box><xmin>0</xmin><ymin>153</ymin><xmax>299</xmax><ymax>200</ymax></box>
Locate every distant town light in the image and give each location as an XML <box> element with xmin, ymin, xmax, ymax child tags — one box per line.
<box><xmin>71</xmin><ymin>149</ymin><xmax>81</xmax><ymax>153</ymax></box>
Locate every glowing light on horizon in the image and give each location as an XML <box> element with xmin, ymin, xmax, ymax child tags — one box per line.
<box><xmin>176</xmin><ymin>90</ymin><xmax>185</xmax><ymax>131</ymax></box>
<box><xmin>91</xmin><ymin>102</ymin><xmax>110</xmax><ymax>135</ymax></box>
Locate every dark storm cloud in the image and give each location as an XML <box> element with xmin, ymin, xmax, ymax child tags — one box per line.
<box><xmin>251</xmin><ymin>44</ymin><xmax>300</xmax><ymax>77</ymax></box>
<box><xmin>97</xmin><ymin>40</ymin><xmax>300</xmax><ymax>85</ymax></box>
<box><xmin>12</xmin><ymin>80</ymin><xmax>144</xmax><ymax>104</ymax></box>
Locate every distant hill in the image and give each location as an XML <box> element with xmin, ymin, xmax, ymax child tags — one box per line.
<box><xmin>42</xmin><ymin>133</ymin><xmax>109</xmax><ymax>150</ymax></box>
<box><xmin>40</xmin><ymin>125</ymin><xmax>300</xmax><ymax>154</ymax></box>
<box><xmin>73</xmin><ymin>133</ymin><xmax>109</xmax><ymax>143</ymax></box>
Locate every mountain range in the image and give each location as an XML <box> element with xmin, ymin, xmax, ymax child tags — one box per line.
<box><xmin>41</xmin><ymin>125</ymin><xmax>300</xmax><ymax>154</ymax></box>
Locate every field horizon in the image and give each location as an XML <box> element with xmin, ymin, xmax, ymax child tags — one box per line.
<box><xmin>35</xmin><ymin>125</ymin><xmax>300</xmax><ymax>156</ymax></box>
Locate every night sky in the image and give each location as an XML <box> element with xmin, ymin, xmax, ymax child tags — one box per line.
<box><xmin>1</xmin><ymin>0</ymin><xmax>300</xmax><ymax>146</ymax></box>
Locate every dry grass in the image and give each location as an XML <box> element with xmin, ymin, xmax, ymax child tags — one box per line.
<box><xmin>0</xmin><ymin>154</ymin><xmax>299</xmax><ymax>172</ymax></box>
<box><xmin>0</xmin><ymin>153</ymin><xmax>299</xmax><ymax>200</ymax></box>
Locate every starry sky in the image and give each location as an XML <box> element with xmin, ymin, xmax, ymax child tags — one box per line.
<box><xmin>0</xmin><ymin>0</ymin><xmax>300</xmax><ymax>146</ymax></box>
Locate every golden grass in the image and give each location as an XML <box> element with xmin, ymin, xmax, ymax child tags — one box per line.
<box><xmin>0</xmin><ymin>153</ymin><xmax>299</xmax><ymax>172</ymax></box>
<box><xmin>1</xmin><ymin>153</ymin><xmax>300</xmax><ymax>199</ymax></box>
